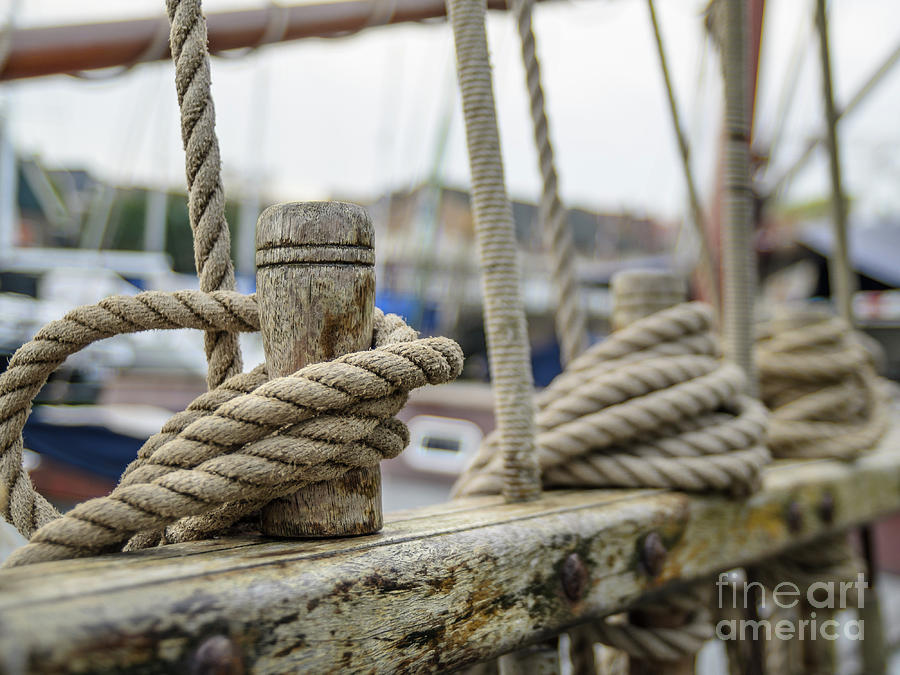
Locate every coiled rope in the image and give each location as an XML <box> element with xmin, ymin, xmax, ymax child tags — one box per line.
<box><xmin>454</xmin><ymin>302</ymin><xmax>770</xmax><ymax>498</ymax></box>
<box><xmin>757</xmin><ymin>310</ymin><xmax>888</xmax><ymax>460</ymax></box>
<box><xmin>0</xmin><ymin>298</ymin><xmax>462</xmax><ymax>567</ymax></box>
<box><xmin>452</xmin><ymin>297</ymin><xmax>769</xmax><ymax>667</ymax></box>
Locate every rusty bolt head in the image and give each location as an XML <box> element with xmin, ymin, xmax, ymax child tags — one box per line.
<box><xmin>641</xmin><ymin>532</ymin><xmax>667</xmax><ymax>577</ymax></box>
<box><xmin>786</xmin><ymin>501</ymin><xmax>803</xmax><ymax>533</ymax></box>
<box><xmin>191</xmin><ymin>636</ymin><xmax>244</xmax><ymax>675</ymax></box>
<box><xmin>561</xmin><ymin>552</ymin><xmax>589</xmax><ymax>602</ymax></box>
<box><xmin>818</xmin><ymin>494</ymin><xmax>835</xmax><ymax>524</ymax></box>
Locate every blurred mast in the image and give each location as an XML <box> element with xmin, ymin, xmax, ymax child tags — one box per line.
<box><xmin>0</xmin><ymin>0</ymin><xmax>557</xmax><ymax>82</ymax></box>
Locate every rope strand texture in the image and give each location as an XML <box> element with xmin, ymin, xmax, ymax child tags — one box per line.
<box><xmin>0</xmin><ymin>295</ymin><xmax>462</xmax><ymax>567</ymax></box>
<box><xmin>168</xmin><ymin>0</ymin><xmax>243</xmax><ymax>389</ymax></box>
<box><xmin>0</xmin><ymin>290</ymin><xmax>258</xmax><ymax>540</ymax></box>
<box><xmin>447</xmin><ymin>0</ymin><xmax>540</xmax><ymax>502</ymax></box>
<box><xmin>453</xmin><ymin>302</ymin><xmax>771</xmax><ymax>498</ymax></box>
<box><xmin>757</xmin><ymin>311</ymin><xmax>888</xmax><ymax>460</ymax></box>
<box><xmin>510</xmin><ymin>0</ymin><xmax>587</xmax><ymax>366</ymax></box>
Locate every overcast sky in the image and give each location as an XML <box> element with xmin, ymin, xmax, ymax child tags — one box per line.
<box><xmin>5</xmin><ymin>0</ymin><xmax>900</xmax><ymax>222</ymax></box>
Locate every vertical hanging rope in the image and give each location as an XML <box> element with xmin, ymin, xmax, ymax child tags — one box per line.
<box><xmin>647</xmin><ymin>0</ymin><xmax>720</xmax><ymax>314</ymax></box>
<box><xmin>446</xmin><ymin>0</ymin><xmax>541</xmax><ymax>502</ymax></box>
<box><xmin>721</xmin><ymin>0</ymin><xmax>757</xmax><ymax>395</ymax></box>
<box><xmin>814</xmin><ymin>0</ymin><xmax>855</xmax><ymax>325</ymax></box>
<box><xmin>167</xmin><ymin>0</ymin><xmax>243</xmax><ymax>389</ymax></box>
<box><xmin>510</xmin><ymin>0</ymin><xmax>587</xmax><ymax>367</ymax></box>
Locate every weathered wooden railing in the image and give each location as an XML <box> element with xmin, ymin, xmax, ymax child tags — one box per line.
<box><xmin>1</xmin><ymin>426</ymin><xmax>898</xmax><ymax>673</ymax></box>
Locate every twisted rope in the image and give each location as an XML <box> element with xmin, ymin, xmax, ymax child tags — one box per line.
<box><xmin>0</xmin><ymin>296</ymin><xmax>462</xmax><ymax>567</ymax></box>
<box><xmin>167</xmin><ymin>0</ymin><xmax>243</xmax><ymax>389</ymax></box>
<box><xmin>510</xmin><ymin>0</ymin><xmax>587</xmax><ymax>366</ymax></box>
<box><xmin>454</xmin><ymin>303</ymin><xmax>770</xmax><ymax>498</ymax></box>
<box><xmin>757</xmin><ymin>311</ymin><xmax>888</xmax><ymax>460</ymax></box>
<box><xmin>447</xmin><ymin>0</ymin><xmax>540</xmax><ymax>502</ymax></box>
<box><xmin>589</xmin><ymin>587</ymin><xmax>714</xmax><ymax>662</ymax></box>
<box><xmin>0</xmin><ymin>291</ymin><xmax>258</xmax><ymax>540</ymax></box>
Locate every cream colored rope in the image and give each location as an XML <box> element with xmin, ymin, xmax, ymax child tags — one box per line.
<box><xmin>446</xmin><ymin>0</ymin><xmax>540</xmax><ymax>502</ymax></box>
<box><xmin>751</xmin><ymin>309</ymin><xmax>887</xmax><ymax>674</ymax></box>
<box><xmin>510</xmin><ymin>0</ymin><xmax>587</xmax><ymax>366</ymax></box>
<box><xmin>0</xmin><ymin>298</ymin><xmax>462</xmax><ymax>567</ymax></box>
<box><xmin>454</xmin><ymin>303</ymin><xmax>770</xmax><ymax>498</ymax></box>
<box><xmin>168</xmin><ymin>0</ymin><xmax>243</xmax><ymax>389</ymax></box>
<box><xmin>0</xmin><ymin>291</ymin><xmax>258</xmax><ymax>539</ymax></box>
<box><xmin>454</xmin><ymin>298</ymin><xmax>770</xmax><ymax>666</ymax></box>
<box><xmin>757</xmin><ymin>311</ymin><xmax>888</xmax><ymax>460</ymax></box>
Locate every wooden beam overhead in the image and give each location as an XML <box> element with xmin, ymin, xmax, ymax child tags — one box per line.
<box><xmin>1</xmin><ymin>0</ymin><xmax>543</xmax><ymax>82</ymax></box>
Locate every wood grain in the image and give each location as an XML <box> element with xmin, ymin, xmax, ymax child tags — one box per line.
<box><xmin>255</xmin><ymin>201</ymin><xmax>381</xmax><ymax>538</ymax></box>
<box><xmin>1</xmin><ymin>428</ymin><xmax>899</xmax><ymax>673</ymax></box>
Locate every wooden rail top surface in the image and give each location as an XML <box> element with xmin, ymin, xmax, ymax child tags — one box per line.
<box><xmin>1</xmin><ymin>426</ymin><xmax>899</xmax><ymax>673</ymax></box>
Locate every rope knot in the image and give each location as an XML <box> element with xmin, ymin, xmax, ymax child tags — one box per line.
<box><xmin>0</xmin><ymin>296</ymin><xmax>463</xmax><ymax>568</ymax></box>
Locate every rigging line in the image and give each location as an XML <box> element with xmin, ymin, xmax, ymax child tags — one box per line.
<box><xmin>446</xmin><ymin>0</ymin><xmax>540</xmax><ymax>502</ymax></box>
<box><xmin>815</xmin><ymin>0</ymin><xmax>854</xmax><ymax>325</ymax></box>
<box><xmin>67</xmin><ymin>17</ymin><xmax>170</xmax><ymax>81</ymax></box>
<box><xmin>721</xmin><ymin>0</ymin><xmax>757</xmax><ymax>395</ymax></box>
<box><xmin>647</xmin><ymin>0</ymin><xmax>720</xmax><ymax>313</ymax></box>
<box><xmin>511</xmin><ymin>0</ymin><xmax>588</xmax><ymax>366</ymax></box>
<box><xmin>769</xmin><ymin>34</ymin><xmax>900</xmax><ymax>199</ymax></box>
<box><xmin>761</xmin><ymin>0</ymin><xmax>814</xmax><ymax>172</ymax></box>
<box><xmin>688</xmin><ymin>17</ymin><xmax>709</xmax><ymax>148</ymax></box>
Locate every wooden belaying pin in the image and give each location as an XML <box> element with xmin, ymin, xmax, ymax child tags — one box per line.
<box><xmin>256</xmin><ymin>201</ymin><xmax>382</xmax><ymax>537</ymax></box>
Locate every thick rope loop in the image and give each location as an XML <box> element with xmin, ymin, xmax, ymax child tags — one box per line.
<box><xmin>0</xmin><ymin>290</ymin><xmax>258</xmax><ymax>540</ymax></box>
<box><xmin>0</xmin><ymin>293</ymin><xmax>463</xmax><ymax>567</ymax></box>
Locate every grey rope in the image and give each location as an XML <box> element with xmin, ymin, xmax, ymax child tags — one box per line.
<box><xmin>446</xmin><ymin>0</ymin><xmax>540</xmax><ymax>502</ymax></box>
<box><xmin>720</xmin><ymin>0</ymin><xmax>757</xmax><ymax>395</ymax></box>
<box><xmin>168</xmin><ymin>0</ymin><xmax>243</xmax><ymax>389</ymax></box>
<box><xmin>510</xmin><ymin>0</ymin><xmax>587</xmax><ymax>366</ymax></box>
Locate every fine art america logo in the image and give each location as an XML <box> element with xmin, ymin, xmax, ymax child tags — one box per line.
<box><xmin>715</xmin><ymin>571</ymin><xmax>867</xmax><ymax>642</ymax></box>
